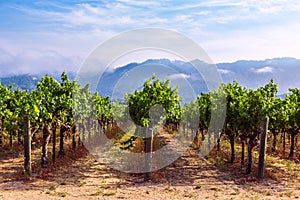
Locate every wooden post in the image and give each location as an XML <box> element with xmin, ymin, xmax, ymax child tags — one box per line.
<box><xmin>258</xmin><ymin>117</ymin><xmax>269</xmax><ymax>180</ymax></box>
<box><xmin>23</xmin><ymin>115</ymin><xmax>32</xmax><ymax>177</ymax></box>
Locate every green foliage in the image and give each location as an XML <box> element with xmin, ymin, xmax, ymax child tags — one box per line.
<box><xmin>94</xmin><ymin>94</ymin><xmax>112</xmax><ymax>122</ymax></box>
<box><xmin>196</xmin><ymin>92</ymin><xmax>212</xmax><ymax>130</ymax></box>
<box><xmin>0</xmin><ymin>69</ymin><xmax>299</xmax><ymax>158</ymax></box>
<box><xmin>126</xmin><ymin>74</ymin><xmax>182</xmax><ymax>127</ymax></box>
<box><xmin>36</xmin><ymin>71</ymin><xmax>78</xmax><ymax>125</ymax></box>
<box><xmin>219</xmin><ymin>79</ymin><xmax>278</xmax><ymax>135</ymax></box>
<box><xmin>182</xmin><ymin>101</ymin><xmax>199</xmax><ymax>130</ymax></box>
<box><xmin>37</xmin><ymin>74</ymin><xmax>61</xmax><ymax>122</ymax></box>
<box><xmin>73</xmin><ymin>84</ymin><xmax>92</xmax><ymax>123</ymax></box>
<box><xmin>285</xmin><ymin>88</ymin><xmax>300</xmax><ymax>129</ymax></box>
<box><xmin>269</xmin><ymin>97</ymin><xmax>287</xmax><ymax>130</ymax></box>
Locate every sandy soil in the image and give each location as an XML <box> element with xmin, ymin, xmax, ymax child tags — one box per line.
<box><xmin>1</xmin><ymin>140</ymin><xmax>300</xmax><ymax>200</ymax></box>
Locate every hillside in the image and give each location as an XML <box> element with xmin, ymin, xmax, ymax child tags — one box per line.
<box><xmin>1</xmin><ymin>57</ymin><xmax>299</xmax><ymax>96</ymax></box>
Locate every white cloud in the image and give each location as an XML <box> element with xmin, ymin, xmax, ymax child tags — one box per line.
<box><xmin>0</xmin><ymin>48</ymin><xmax>79</xmax><ymax>76</ymax></box>
<box><xmin>13</xmin><ymin>2</ymin><xmax>167</xmax><ymax>31</ymax></box>
<box><xmin>12</xmin><ymin>0</ymin><xmax>300</xmax><ymax>35</ymax></box>
<box><xmin>199</xmin><ymin>22</ymin><xmax>300</xmax><ymax>63</ymax></box>
<box><xmin>116</xmin><ymin>0</ymin><xmax>160</xmax><ymax>7</ymax></box>
<box><xmin>168</xmin><ymin>73</ymin><xmax>191</xmax><ymax>80</ymax></box>
<box><xmin>1</xmin><ymin>0</ymin><xmax>300</xmax><ymax>75</ymax></box>
<box><xmin>253</xmin><ymin>66</ymin><xmax>273</xmax><ymax>73</ymax></box>
<box><xmin>0</xmin><ymin>49</ymin><xmax>13</xmax><ymax>64</ymax></box>
<box><xmin>165</xmin><ymin>1</ymin><xmax>243</xmax><ymax>12</ymax></box>
<box><xmin>245</xmin><ymin>0</ymin><xmax>300</xmax><ymax>14</ymax></box>
<box><xmin>218</xmin><ymin>69</ymin><xmax>232</xmax><ymax>74</ymax></box>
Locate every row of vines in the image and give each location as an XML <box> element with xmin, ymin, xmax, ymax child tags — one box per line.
<box><xmin>0</xmin><ymin>72</ymin><xmax>299</xmax><ymax>176</ymax></box>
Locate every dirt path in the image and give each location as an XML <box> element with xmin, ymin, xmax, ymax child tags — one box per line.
<box><xmin>1</xmin><ymin>143</ymin><xmax>300</xmax><ymax>200</ymax></box>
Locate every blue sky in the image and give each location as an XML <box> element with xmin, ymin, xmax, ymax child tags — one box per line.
<box><xmin>1</xmin><ymin>0</ymin><xmax>300</xmax><ymax>75</ymax></box>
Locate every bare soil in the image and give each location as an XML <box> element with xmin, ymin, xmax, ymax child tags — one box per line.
<box><xmin>0</xmin><ymin>138</ymin><xmax>300</xmax><ymax>200</ymax></box>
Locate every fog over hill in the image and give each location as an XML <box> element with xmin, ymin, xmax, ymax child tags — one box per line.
<box><xmin>217</xmin><ymin>57</ymin><xmax>300</xmax><ymax>95</ymax></box>
<box><xmin>1</xmin><ymin>57</ymin><xmax>299</xmax><ymax>99</ymax></box>
<box><xmin>97</xmin><ymin>57</ymin><xmax>300</xmax><ymax>99</ymax></box>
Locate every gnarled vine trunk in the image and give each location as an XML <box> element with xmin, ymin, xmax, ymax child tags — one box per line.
<box><xmin>246</xmin><ymin>131</ymin><xmax>259</xmax><ymax>174</ymax></box>
<box><xmin>216</xmin><ymin>130</ymin><xmax>221</xmax><ymax>153</ymax></box>
<box><xmin>0</xmin><ymin>132</ymin><xmax>2</xmax><ymax>147</ymax></box>
<box><xmin>201</xmin><ymin>127</ymin><xmax>205</xmax><ymax>142</ymax></box>
<box><xmin>287</xmin><ymin>128</ymin><xmax>298</xmax><ymax>158</ymax></box>
<box><xmin>0</xmin><ymin>118</ymin><xmax>3</xmax><ymax>147</ymax></box>
<box><xmin>31</xmin><ymin>125</ymin><xmax>39</xmax><ymax>148</ymax></box>
<box><xmin>17</xmin><ymin>128</ymin><xmax>23</xmax><ymax>145</ymax></box>
<box><xmin>271</xmin><ymin>129</ymin><xmax>278</xmax><ymax>152</ymax></box>
<box><xmin>208</xmin><ymin>130</ymin><xmax>212</xmax><ymax>149</ymax></box>
<box><xmin>82</xmin><ymin>121</ymin><xmax>86</xmax><ymax>144</ymax></box>
<box><xmin>58</xmin><ymin>124</ymin><xmax>70</xmax><ymax>158</ymax></box>
<box><xmin>41</xmin><ymin>123</ymin><xmax>51</xmax><ymax>168</ymax></box>
<box><xmin>52</xmin><ymin>122</ymin><xmax>57</xmax><ymax>163</ymax></box>
<box><xmin>77</xmin><ymin>123</ymin><xmax>81</xmax><ymax>146</ymax></box>
<box><xmin>283</xmin><ymin>130</ymin><xmax>286</xmax><ymax>152</ymax></box>
<box><xmin>246</xmin><ymin>139</ymin><xmax>254</xmax><ymax>174</ymax></box>
<box><xmin>88</xmin><ymin>118</ymin><xmax>91</xmax><ymax>145</ymax></box>
<box><xmin>72</xmin><ymin>125</ymin><xmax>77</xmax><ymax>150</ymax></box>
<box><xmin>226</xmin><ymin>130</ymin><xmax>235</xmax><ymax>163</ymax></box>
<box><xmin>241</xmin><ymin>133</ymin><xmax>246</xmax><ymax>166</ymax></box>
<box><xmin>9</xmin><ymin>130</ymin><xmax>13</xmax><ymax>148</ymax></box>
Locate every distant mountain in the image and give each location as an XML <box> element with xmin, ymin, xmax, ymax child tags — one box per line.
<box><xmin>1</xmin><ymin>58</ymin><xmax>300</xmax><ymax>99</ymax></box>
<box><xmin>0</xmin><ymin>71</ymin><xmax>76</xmax><ymax>91</ymax></box>
<box><xmin>97</xmin><ymin>58</ymin><xmax>208</xmax><ymax>102</ymax></box>
<box><xmin>217</xmin><ymin>57</ymin><xmax>300</xmax><ymax>94</ymax></box>
<box><xmin>97</xmin><ymin>57</ymin><xmax>300</xmax><ymax>99</ymax></box>
<box><xmin>0</xmin><ymin>74</ymin><xmax>40</xmax><ymax>91</ymax></box>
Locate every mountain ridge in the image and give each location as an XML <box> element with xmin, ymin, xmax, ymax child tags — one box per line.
<box><xmin>1</xmin><ymin>57</ymin><xmax>299</xmax><ymax>96</ymax></box>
